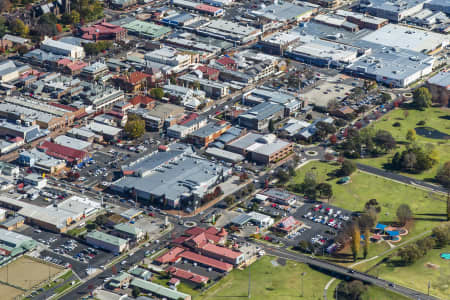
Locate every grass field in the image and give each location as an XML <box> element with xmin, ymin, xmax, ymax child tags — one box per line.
<box><xmin>326</xmin><ymin>279</ymin><xmax>411</xmax><ymax>300</ymax></box>
<box><xmin>0</xmin><ymin>256</ymin><xmax>63</xmax><ymax>291</ymax></box>
<box><xmin>367</xmin><ymin>246</ymin><xmax>450</xmax><ymax>300</ymax></box>
<box><xmin>289</xmin><ymin>161</ymin><xmax>447</xmax><ymax>251</ymax></box>
<box><xmin>198</xmin><ymin>256</ymin><xmax>330</xmax><ymax>300</ymax></box>
<box><xmin>357</xmin><ymin>107</ymin><xmax>450</xmax><ymax>181</ymax></box>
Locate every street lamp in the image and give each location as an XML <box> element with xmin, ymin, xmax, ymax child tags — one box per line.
<box><xmin>301</xmin><ymin>272</ymin><xmax>306</xmax><ymax>297</ymax></box>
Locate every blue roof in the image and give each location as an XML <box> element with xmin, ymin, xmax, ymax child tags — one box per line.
<box><xmin>375</xmin><ymin>223</ymin><xmax>387</xmax><ymax>230</ymax></box>
<box><xmin>386</xmin><ymin>230</ymin><xmax>399</xmax><ymax>236</ymax></box>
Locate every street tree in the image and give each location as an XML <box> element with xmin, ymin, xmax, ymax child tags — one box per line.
<box><xmin>10</xmin><ymin>19</ymin><xmax>29</xmax><ymax>37</ymax></box>
<box><xmin>435</xmin><ymin>161</ymin><xmax>450</xmax><ymax>221</ymax></box>
<box><xmin>268</xmin><ymin>119</ymin><xmax>275</xmax><ymax>133</ymax></box>
<box><xmin>224</xmin><ymin>195</ymin><xmax>235</xmax><ymax>207</ymax></box>
<box><xmin>316</xmin><ymin>182</ymin><xmax>332</xmax><ymax>202</ymax></box>
<box><xmin>124</xmin><ymin>115</ymin><xmax>145</xmax><ymax>139</ymax></box>
<box><xmin>396</xmin><ymin>204</ymin><xmax>413</xmax><ymax>226</ymax></box>
<box><xmin>350</xmin><ymin>223</ymin><xmax>361</xmax><ymax>261</ymax></box>
<box><xmin>150</xmin><ymin>88</ymin><xmax>164</xmax><ymax>100</ymax></box>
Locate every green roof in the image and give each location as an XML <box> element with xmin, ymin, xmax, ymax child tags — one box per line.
<box><xmin>131</xmin><ymin>278</ymin><xmax>189</xmax><ymax>300</ymax></box>
<box><xmin>111</xmin><ymin>271</ymin><xmax>131</xmax><ymax>283</ymax></box>
<box><xmin>114</xmin><ymin>223</ymin><xmax>143</xmax><ymax>237</ymax></box>
<box><xmin>123</xmin><ymin>20</ymin><xmax>171</xmax><ymax>39</ymax></box>
<box><xmin>129</xmin><ymin>267</ymin><xmax>149</xmax><ymax>277</ymax></box>
<box><xmin>86</xmin><ymin>230</ymin><xmax>127</xmax><ymax>246</ymax></box>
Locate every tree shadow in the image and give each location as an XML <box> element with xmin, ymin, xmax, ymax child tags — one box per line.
<box><xmin>438</xmin><ymin>115</ymin><xmax>450</xmax><ymax>121</ymax></box>
<box><xmin>415</xmin><ymin>213</ymin><xmax>447</xmax><ymax>217</ymax></box>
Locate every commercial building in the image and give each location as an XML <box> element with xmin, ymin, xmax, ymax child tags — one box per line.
<box><xmin>360</xmin><ymin>24</ymin><xmax>449</xmax><ymax>53</ymax></box>
<box><xmin>123</xmin><ymin>20</ymin><xmax>172</xmax><ymax>40</ymax></box>
<box><xmin>66</xmin><ymin>127</ymin><xmax>96</xmax><ymax>143</ymax></box>
<box><xmin>155</xmin><ymin>246</ymin><xmax>185</xmax><ymax>264</ymax></box>
<box><xmin>110</xmin><ymin>0</ymin><xmax>136</xmax><ymax>8</ymax></box>
<box><xmin>81</xmin><ymin>62</ymin><xmax>109</xmax><ymax>81</ymax></box>
<box><xmin>0</xmin><ymin>97</ymin><xmax>77</xmax><ymax>130</ymax></box>
<box><xmin>237</xmin><ymin>102</ymin><xmax>285</xmax><ymax>131</ymax></box>
<box><xmin>178</xmin><ymin>74</ymin><xmax>229</xmax><ymax>98</ymax></box>
<box><xmin>205</xmin><ymin>147</ymin><xmax>245</xmax><ymax>163</ymax></box>
<box><xmin>130</xmin><ymin>278</ymin><xmax>191</xmax><ymax>300</ymax></box>
<box><xmin>258</xmin><ymin>32</ymin><xmax>301</xmax><ymax>55</ymax></box>
<box><xmin>0</xmin><ymin>215</ymin><xmax>25</xmax><ymax>231</ymax></box>
<box><xmin>78</xmin><ymin>82</ymin><xmax>125</xmax><ymax>112</ymax></box>
<box><xmin>226</xmin><ymin>133</ymin><xmax>293</xmax><ymax>164</ymax></box>
<box><xmin>161</xmin><ymin>12</ymin><xmax>203</xmax><ymax>27</ymax></box>
<box><xmin>247</xmin><ymin>211</ymin><xmax>274</xmax><ymax>228</ymax></box>
<box><xmin>114</xmin><ymin>71</ymin><xmax>151</xmax><ymax>93</ymax></box>
<box><xmin>424</xmin><ymin>0</ymin><xmax>450</xmax><ymax>14</ymax></box>
<box><xmin>145</xmin><ymin>47</ymin><xmax>196</xmax><ymax>73</ymax></box>
<box><xmin>167</xmin><ymin>266</ymin><xmax>208</xmax><ymax>287</ymax></box>
<box><xmin>0</xmin><ymin>229</ymin><xmax>37</xmax><ymax>260</ymax></box>
<box><xmin>242</xmin><ymin>87</ymin><xmax>302</xmax><ymax>113</ymax></box>
<box><xmin>167</xmin><ymin>114</ymin><xmax>207</xmax><ymax>139</ymax></box>
<box><xmin>112</xmin><ymin>143</ymin><xmax>231</xmax><ymax>209</ymax></box>
<box><xmin>18</xmin><ymin>148</ymin><xmax>66</xmax><ymax>174</ymax></box>
<box><xmin>189</xmin><ymin>121</ymin><xmax>231</xmax><ymax>147</ymax></box>
<box><xmin>273</xmin><ymin>216</ymin><xmax>302</xmax><ymax>234</ymax></box>
<box><xmin>41</xmin><ymin>37</ymin><xmax>85</xmax><ymax>59</ymax></box>
<box><xmin>0</xmin><ymin>120</ymin><xmax>44</xmax><ymax>143</ymax></box>
<box><xmin>286</xmin><ymin>39</ymin><xmax>359</xmax><ymax>68</ymax></box>
<box><xmin>0</xmin><ymin>60</ymin><xmax>30</xmax><ymax>83</ymax></box>
<box><xmin>79</xmin><ymin>22</ymin><xmax>127</xmax><ymax>42</ymax></box>
<box><xmin>38</xmin><ymin>140</ymin><xmax>90</xmax><ymax>166</ymax></box>
<box><xmin>426</xmin><ymin>71</ymin><xmax>450</xmax><ymax>105</ymax></box>
<box><xmin>249</xmin><ymin>2</ymin><xmax>316</xmax><ymax>24</ymax></box>
<box><xmin>179</xmin><ymin>251</ymin><xmax>233</xmax><ymax>272</ymax></box>
<box><xmin>335</xmin><ymin>10</ymin><xmax>388</xmax><ymax>30</ymax></box>
<box><xmin>113</xmin><ymin>223</ymin><xmax>144</xmax><ymax>241</ymax></box>
<box><xmin>86</xmin><ymin>230</ymin><xmax>129</xmax><ymax>254</ymax></box>
<box><xmin>173</xmin><ymin>0</ymin><xmax>224</xmax><ymax>16</ymax></box>
<box><xmin>83</xmin><ymin>121</ymin><xmax>122</xmax><ymax>141</ymax></box>
<box><xmin>197</xmin><ymin>20</ymin><xmax>261</xmax><ymax>45</ymax></box>
<box><xmin>54</xmin><ymin>135</ymin><xmax>91</xmax><ymax>151</ymax></box>
<box><xmin>360</xmin><ymin>0</ymin><xmax>428</xmax><ymax>22</ymax></box>
<box><xmin>259</xmin><ymin>189</ymin><xmax>299</xmax><ymax>206</ymax></box>
<box><xmin>130</xmin><ymin>103</ymin><xmax>184</xmax><ymax>131</ymax></box>
<box><xmin>0</xmin><ymin>195</ymin><xmax>99</xmax><ymax>233</ymax></box>
<box><xmin>24</xmin><ymin>173</ymin><xmax>47</xmax><ymax>189</ymax></box>
<box><xmin>345</xmin><ymin>41</ymin><xmax>435</xmax><ymax>87</ymax></box>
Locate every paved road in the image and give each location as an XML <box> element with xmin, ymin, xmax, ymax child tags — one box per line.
<box><xmin>357</xmin><ymin>163</ymin><xmax>447</xmax><ymax>194</ymax></box>
<box><xmin>261</xmin><ymin>245</ymin><xmax>439</xmax><ymax>300</ymax></box>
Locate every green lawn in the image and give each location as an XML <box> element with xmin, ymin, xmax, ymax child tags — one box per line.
<box><xmin>289</xmin><ymin>161</ymin><xmax>446</xmax><ymax>252</ymax></box>
<box><xmin>197</xmin><ymin>256</ymin><xmax>330</xmax><ymax>300</ymax></box>
<box><xmin>151</xmin><ymin>273</ymin><xmax>201</xmax><ymax>298</ymax></box>
<box><xmin>357</xmin><ymin>107</ymin><xmax>450</xmax><ymax>181</ymax></box>
<box><xmin>367</xmin><ymin>246</ymin><xmax>450</xmax><ymax>300</ymax></box>
<box><xmin>326</xmin><ymin>279</ymin><xmax>410</xmax><ymax>300</ymax></box>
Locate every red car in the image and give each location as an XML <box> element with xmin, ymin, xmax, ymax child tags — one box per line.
<box><xmin>148</xmin><ymin>212</ymin><xmax>155</xmax><ymax>217</ymax></box>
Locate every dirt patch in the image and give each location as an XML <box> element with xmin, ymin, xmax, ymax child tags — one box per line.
<box><xmin>277</xmin><ymin>258</ymin><xmax>287</xmax><ymax>266</ymax></box>
<box><xmin>0</xmin><ymin>284</ymin><xmax>24</xmax><ymax>300</ymax></box>
<box><xmin>425</xmin><ymin>262</ymin><xmax>440</xmax><ymax>270</ymax></box>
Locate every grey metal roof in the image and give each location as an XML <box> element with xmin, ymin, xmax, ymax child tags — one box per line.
<box><xmin>191</xmin><ymin>122</ymin><xmax>228</xmax><ymax>138</ymax></box>
<box><xmin>428</xmin><ymin>71</ymin><xmax>450</xmax><ymax>88</ymax></box>
<box><xmin>239</xmin><ymin>102</ymin><xmax>284</xmax><ymax>121</ymax></box>
<box><xmin>230</xmin><ymin>213</ymin><xmax>252</xmax><ymax>226</ymax></box>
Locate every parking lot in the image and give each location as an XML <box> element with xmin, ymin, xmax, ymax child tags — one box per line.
<box><xmin>19</xmin><ymin>226</ymin><xmax>115</xmax><ymax>277</ymax></box>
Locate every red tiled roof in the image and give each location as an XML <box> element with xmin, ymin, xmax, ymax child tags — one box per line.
<box><xmin>178</xmin><ymin>113</ymin><xmax>199</xmax><ymax>125</ymax></box>
<box><xmin>80</xmin><ymin>22</ymin><xmax>126</xmax><ymax>40</ymax></box>
<box><xmin>56</xmin><ymin>58</ymin><xmax>72</xmax><ymax>66</ymax></box>
<box><xmin>169</xmin><ymin>277</ymin><xmax>180</xmax><ymax>285</ymax></box>
<box><xmin>49</xmin><ymin>103</ymin><xmax>78</xmax><ymax>112</ymax></box>
<box><xmin>155</xmin><ymin>247</ymin><xmax>185</xmax><ymax>264</ymax></box>
<box><xmin>106</xmin><ymin>110</ymin><xmax>124</xmax><ymax>118</ymax></box>
<box><xmin>39</xmin><ymin>141</ymin><xmax>88</xmax><ymax>162</ymax></box>
<box><xmin>117</xmin><ymin>71</ymin><xmax>151</xmax><ymax>85</ymax></box>
<box><xmin>195</xmin><ymin>3</ymin><xmax>222</xmax><ymax>13</ymax></box>
<box><xmin>129</xmin><ymin>95</ymin><xmax>156</xmax><ymax>106</ymax></box>
<box><xmin>216</xmin><ymin>56</ymin><xmax>236</xmax><ymax>66</ymax></box>
<box><xmin>167</xmin><ymin>266</ymin><xmax>209</xmax><ymax>284</ymax></box>
<box><xmin>196</xmin><ymin>65</ymin><xmax>219</xmax><ymax>77</ymax></box>
<box><xmin>179</xmin><ymin>251</ymin><xmax>233</xmax><ymax>272</ymax></box>
<box><xmin>201</xmin><ymin>243</ymin><xmax>242</xmax><ymax>260</ymax></box>
<box><xmin>184</xmin><ymin>227</ymin><xmax>222</xmax><ymax>244</ymax></box>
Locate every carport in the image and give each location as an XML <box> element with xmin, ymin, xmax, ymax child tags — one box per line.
<box><xmin>230</xmin><ymin>214</ymin><xmax>252</xmax><ymax>227</ymax></box>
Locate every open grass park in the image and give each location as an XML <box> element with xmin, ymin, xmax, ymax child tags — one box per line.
<box><xmin>197</xmin><ymin>255</ymin><xmax>408</xmax><ymax>300</ymax></box>
<box><xmin>357</xmin><ymin>107</ymin><xmax>450</xmax><ymax>181</ymax></box>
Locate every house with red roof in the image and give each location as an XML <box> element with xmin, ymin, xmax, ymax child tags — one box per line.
<box><xmin>155</xmin><ymin>247</ymin><xmax>185</xmax><ymax>265</ymax></box>
<box><xmin>216</xmin><ymin>56</ymin><xmax>237</xmax><ymax>70</ymax></box>
<box><xmin>179</xmin><ymin>251</ymin><xmax>233</xmax><ymax>272</ymax></box>
<box><xmin>129</xmin><ymin>95</ymin><xmax>156</xmax><ymax>109</ymax></box>
<box><xmin>114</xmin><ymin>71</ymin><xmax>152</xmax><ymax>93</ymax></box>
<box><xmin>196</xmin><ymin>66</ymin><xmax>219</xmax><ymax>81</ymax></box>
<box><xmin>167</xmin><ymin>266</ymin><xmax>209</xmax><ymax>287</ymax></box>
<box><xmin>56</xmin><ymin>58</ymin><xmax>88</xmax><ymax>75</ymax></box>
<box><xmin>79</xmin><ymin>22</ymin><xmax>127</xmax><ymax>42</ymax></box>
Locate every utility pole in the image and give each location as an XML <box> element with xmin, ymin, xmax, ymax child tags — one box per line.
<box><xmin>428</xmin><ymin>280</ymin><xmax>430</xmax><ymax>296</ymax></box>
<box><xmin>301</xmin><ymin>272</ymin><xmax>306</xmax><ymax>297</ymax></box>
<box><xmin>335</xmin><ymin>282</ymin><xmax>338</xmax><ymax>300</ymax></box>
<box><xmin>248</xmin><ymin>264</ymin><xmax>251</xmax><ymax>298</ymax></box>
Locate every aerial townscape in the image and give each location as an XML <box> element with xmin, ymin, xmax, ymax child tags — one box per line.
<box><xmin>0</xmin><ymin>0</ymin><xmax>449</xmax><ymax>299</ymax></box>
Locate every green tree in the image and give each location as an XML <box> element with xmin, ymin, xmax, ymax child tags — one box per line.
<box><xmin>132</xmin><ymin>286</ymin><xmax>141</xmax><ymax>298</ymax></box>
<box><xmin>124</xmin><ymin>115</ymin><xmax>146</xmax><ymax>139</ymax></box>
<box><xmin>224</xmin><ymin>195</ymin><xmax>235</xmax><ymax>207</ymax></box>
<box><xmin>150</xmin><ymin>88</ymin><xmax>164</xmax><ymax>100</ymax></box>
<box><xmin>432</xmin><ymin>223</ymin><xmax>450</xmax><ymax>247</ymax></box>
<box><xmin>413</xmin><ymin>87</ymin><xmax>432</xmax><ymax>109</ymax></box>
<box><xmin>339</xmin><ymin>160</ymin><xmax>357</xmax><ymax>176</ymax></box>
<box><xmin>316</xmin><ymin>182</ymin><xmax>332</xmax><ymax>202</ymax></box>
<box><xmin>95</xmin><ymin>214</ymin><xmax>108</xmax><ymax>226</ymax></box>
<box><xmin>363</xmin><ymin>228</ymin><xmax>370</xmax><ymax>259</ymax></box>
<box><xmin>10</xmin><ymin>19</ymin><xmax>29</xmax><ymax>37</ymax></box>
<box><xmin>268</xmin><ymin>119</ymin><xmax>275</xmax><ymax>133</ymax></box>
<box><xmin>406</xmin><ymin>128</ymin><xmax>417</xmax><ymax>143</ymax></box>
<box><xmin>351</xmin><ymin>223</ymin><xmax>360</xmax><ymax>261</ymax></box>
<box><xmin>397</xmin><ymin>243</ymin><xmax>421</xmax><ymax>265</ymax></box>
<box><xmin>435</xmin><ymin>162</ymin><xmax>450</xmax><ymax>220</ymax></box>
<box><xmin>337</xmin><ymin>280</ymin><xmax>367</xmax><ymax>300</ymax></box>
<box><xmin>396</xmin><ymin>204</ymin><xmax>413</xmax><ymax>226</ymax></box>
<box><xmin>70</xmin><ymin>10</ymin><xmax>81</xmax><ymax>24</ymax></box>
<box><xmin>381</xmin><ymin>92</ymin><xmax>391</xmax><ymax>103</ymax></box>
<box><xmin>276</xmin><ymin>169</ymin><xmax>290</xmax><ymax>184</ymax></box>
<box><xmin>373</xmin><ymin>130</ymin><xmax>396</xmax><ymax>152</ymax></box>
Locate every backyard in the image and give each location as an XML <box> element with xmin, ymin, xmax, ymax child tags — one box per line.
<box><xmin>289</xmin><ymin>161</ymin><xmax>447</xmax><ymax>245</ymax></box>
<box><xmin>357</xmin><ymin>107</ymin><xmax>450</xmax><ymax>181</ymax></box>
